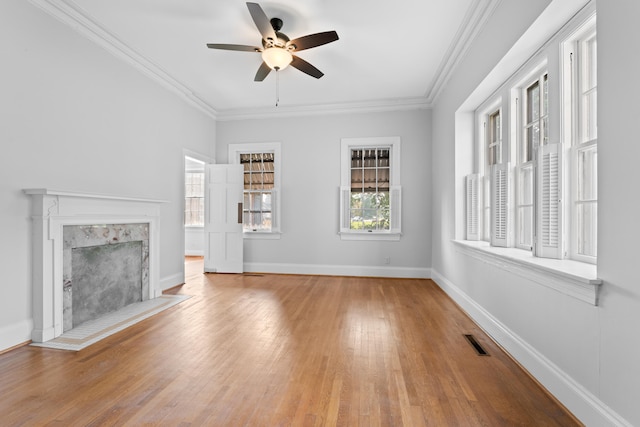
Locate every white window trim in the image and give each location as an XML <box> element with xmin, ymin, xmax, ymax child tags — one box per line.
<box><xmin>340</xmin><ymin>137</ymin><xmax>401</xmax><ymax>241</ymax></box>
<box><xmin>228</xmin><ymin>142</ymin><xmax>282</xmax><ymax>240</ymax></box>
<box><xmin>564</xmin><ymin>16</ymin><xmax>598</xmax><ymax>264</ymax></box>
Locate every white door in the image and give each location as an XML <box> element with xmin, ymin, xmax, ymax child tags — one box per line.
<box><xmin>204</xmin><ymin>164</ymin><xmax>244</xmax><ymax>273</ymax></box>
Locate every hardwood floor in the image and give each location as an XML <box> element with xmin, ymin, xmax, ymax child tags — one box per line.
<box><xmin>0</xmin><ymin>257</ymin><xmax>580</xmax><ymax>426</ymax></box>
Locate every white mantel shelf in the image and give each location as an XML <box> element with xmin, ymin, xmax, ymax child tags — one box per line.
<box><xmin>23</xmin><ymin>189</ymin><xmax>166</xmax><ymax>342</ymax></box>
<box><xmin>24</xmin><ymin>188</ymin><xmax>167</xmax><ymax>204</ymax></box>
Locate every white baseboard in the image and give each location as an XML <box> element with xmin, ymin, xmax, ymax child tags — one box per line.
<box><xmin>160</xmin><ymin>272</ymin><xmax>184</xmax><ymax>292</ymax></box>
<box><xmin>430</xmin><ymin>269</ymin><xmax>631</xmax><ymax>427</ymax></box>
<box><xmin>243</xmin><ymin>262</ymin><xmax>431</xmax><ymax>279</ymax></box>
<box><xmin>0</xmin><ymin>319</ymin><xmax>33</xmax><ymax>352</ymax></box>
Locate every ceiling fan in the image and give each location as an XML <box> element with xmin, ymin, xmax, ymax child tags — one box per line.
<box><xmin>207</xmin><ymin>2</ymin><xmax>339</xmax><ymax>81</ymax></box>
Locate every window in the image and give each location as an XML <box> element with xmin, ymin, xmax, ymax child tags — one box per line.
<box><xmin>567</xmin><ymin>20</ymin><xmax>597</xmax><ymax>262</ymax></box>
<box><xmin>517</xmin><ymin>73</ymin><xmax>548</xmax><ymax>250</ymax></box>
<box><xmin>185</xmin><ymin>157</ymin><xmax>205</xmax><ymax>227</ymax></box>
<box><xmin>465</xmin><ymin>11</ymin><xmax>597</xmax><ymax>264</ymax></box>
<box><xmin>241</xmin><ymin>152</ymin><xmax>274</xmax><ymax>232</ymax></box>
<box><xmin>229</xmin><ymin>143</ymin><xmax>281</xmax><ymax>238</ymax></box>
<box><xmin>340</xmin><ymin>137</ymin><xmax>401</xmax><ymax>240</ymax></box>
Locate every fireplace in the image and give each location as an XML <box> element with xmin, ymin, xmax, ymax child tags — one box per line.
<box><xmin>24</xmin><ymin>189</ymin><xmax>165</xmax><ymax>342</ymax></box>
<box><xmin>63</xmin><ymin>223</ymin><xmax>149</xmax><ymax>331</ymax></box>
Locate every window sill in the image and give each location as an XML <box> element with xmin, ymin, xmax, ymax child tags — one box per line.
<box><xmin>243</xmin><ymin>231</ymin><xmax>281</xmax><ymax>240</ymax></box>
<box><xmin>340</xmin><ymin>232</ymin><xmax>401</xmax><ymax>241</ymax></box>
<box><xmin>452</xmin><ymin>240</ymin><xmax>601</xmax><ymax>305</ymax></box>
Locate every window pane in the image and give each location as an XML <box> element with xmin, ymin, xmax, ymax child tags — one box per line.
<box><xmin>585</xmin><ymin>37</ymin><xmax>597</xmax><ymax>90</ymax></box>
<box><xmin>582</xmin><ymin>91</ymin><xmax>597</xmax><ymax>142</ymax></box>
<box><xmin>578</xmin><ymin>202</ymin><xmax>597</xmax><ymax>257</ymax></box>
<box><xmin>578</xmin><ymin>147</ymin><xmax>598</xmax><ymax>201</ymax></box>
<box><xmin>517</xmin><ymin>165</ymin><xmax>534</xmax><ymax>248</ymax></box>
<box><xmin>520</xmin><ymin>166</ymin><xmax>534</xmax><ymax>206</ymax></box>
<box><xmin>518</xmin><ymin>206</ymin><xmax>533</xmax><ymax>248</ymax></box>
<box><xmin>349</xmin><ymin>146</ymin><xmax>392</xmax><ymax>230</ymax></box>
<box><xmin>527</xmin><ymin>82</ymin><xmax>540</xmax><ymax>122</ymax></box>
<box><xmin>241</xmin><ymin>151</ymin><xmax>275</xmax><ymax>231</ymax></box>
<box><xmin>185</xmin><ymin>172</ymin><xmax>204</xmax><ymax>226</ymax></box>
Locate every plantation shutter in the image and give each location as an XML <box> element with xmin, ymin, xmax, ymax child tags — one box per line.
<box><xmin>465</xmin><ymin>174</ymin><xmax>480</xmax><ymax>240</ymax></box>
<box><xmin>535</xmin><ymin>144</ymin><xmax>563</xmax><ymax>258</ymax></box>
<box><xmin>339</xmin><ymin>186</ymin><xmax>351</xmax><ymax>233</ymax></box>
<box><xmin>389</xmin><ymin>186</ymin><xmax>402</xmax><ymax>234</ymax></box>
<box><xmin>490</xmin><ymin>163</ymin><xmax>509</xmax><ymax>247</ymax></box>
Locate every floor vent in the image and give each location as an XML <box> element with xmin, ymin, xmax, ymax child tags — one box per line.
<box><xmin>464</xmin><ymin>334</ymin><xmax>490</xmax><ymax>356</ymax></box>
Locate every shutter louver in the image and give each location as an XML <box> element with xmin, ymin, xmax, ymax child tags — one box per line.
<box><xmin>491</xmin><ymin>163</ymin><xmax>509</xmax><ymax>247</ymax></box>
<box><xmin>465</xmin><ymin>174</ymin><xmax>480</xmax><ymax>240</ymax></box>
<box><xmin>536</xmin><ymin>144</ymin><xmax>562</xmax><ymax>258</ymax></box>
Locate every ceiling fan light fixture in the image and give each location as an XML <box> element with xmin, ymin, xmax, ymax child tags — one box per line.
<box><xmin>262</xmin><ymin>47</ymin><xmax>293</xmax><ymax>70</ymax></box>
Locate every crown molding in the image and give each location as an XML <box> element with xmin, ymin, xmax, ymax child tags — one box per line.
<box><xmin>28</xmin><ymin>0</ymin><xmax>218</xmax><ymax>120</ymax></box>
<box><xmin>215</xmin><ymin>97</ymin><xmax>431</xmax><ymax>121</ymax></box>
<box><xmin>425</xmin><ymin>0</ymin><xmax>502</xmax><ymax>104</ymax></box>
<box><xmin>28</xmin><ymin>0</ymin><xmax>489</xmax><ymax>121</ymax></box>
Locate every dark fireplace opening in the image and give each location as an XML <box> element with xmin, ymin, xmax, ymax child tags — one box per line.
<box><xmin>62</xmin><ymin>223</ymin><xmax>150</xmax><ymax>332</ymax></box>
<box><xmin>71</xmin><ymin>241</ymin><xmax>143</xmax><ymax>327</ymax></box>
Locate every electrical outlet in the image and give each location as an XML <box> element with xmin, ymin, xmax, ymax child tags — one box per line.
<box><xmin>384</xmin><ymin>257</ymin><xmax>391</xmax><ymax>265</ymax></box>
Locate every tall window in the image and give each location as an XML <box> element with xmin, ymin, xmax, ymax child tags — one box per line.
<box><xmin>185</xmin><ymin>157</ymin><xmax>205</xmax><ymax>227</ymax></box>
<box><xmin>340</xmin><ymin>137</ymin><xmax>401</xmax><ymax>240</ymax></box>
<box><xmin>229</xmin><ymin>142</ymin><xmax>281</xmax><ymax>237</ymax></box>
<box><xmin>570</xmin><ymin>23</ymin><xmax>597</xmax><ymax>261</ymax></box>
<box><xmin>517</xmin><ymin>73</ymin><xmax>548</xmax><ymax>250</ymax></box>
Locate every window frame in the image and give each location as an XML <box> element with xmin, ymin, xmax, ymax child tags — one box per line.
<box><xmin>340</xmin><ymin>137</ymin><xmax>401</xmax><ymax>241</ymax></box>
<box><xmin>516</xmin><ymin>70</ymin><xmax>548</xmax><ymax>251</ymax></box>
<box><xmin>475</xmin><ymin>99</ymin><xmax>502</xmax><ymax>243</ymax></box>
<box><xmin>564</xmin><ymin>17</ymin><xmax>598</xmax><ymax>264</ymax></box>
<box><xmin>228</xmin><ymin>142</ymin><xmax>282</xmax><ymax>240</ymax></box>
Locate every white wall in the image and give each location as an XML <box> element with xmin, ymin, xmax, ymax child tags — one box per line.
<box><xmin>216</xmin><ymin>110</ymin><xmax>431</xmax><ymax>277</ymax></box>
<box><xmin>431</xmin><ymin>0</ymin><xmax>640</xmax><ymax>425</ymax></box>
<box><xmin>185</xmin><ymin>228</ymin><xmax>205</xmax><ymax>256</ymax></box>
<box><xmin>0</xmin><ymin>0</ymin><xmax>215</xmax><ymax>350</ymax></box>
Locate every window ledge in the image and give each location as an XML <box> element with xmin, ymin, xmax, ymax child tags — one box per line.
<box><xmin>453</xmin><ymin>240</ymin><xmax>601</xmax><ymax>305</ymax></box>
<box><xmin>243</xmin><ymin>231</ymin><xmax>281</xmax><ymax>240</ymax></box>
<box><xmin>340</xmin><ymin>232</ymin><xmax>401</xmax><ymax>241</ymax></box>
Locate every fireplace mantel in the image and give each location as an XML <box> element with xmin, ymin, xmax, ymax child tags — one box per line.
<box><xmin>24</xmin><ymin>189</ymin><xmax>167</xmax><ymax>342</ymax></box>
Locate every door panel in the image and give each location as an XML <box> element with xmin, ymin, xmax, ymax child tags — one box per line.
<box><xmin>204</xmin><ymin>164</ymin><xmax>244</xmax><ymax>273</ymax></box>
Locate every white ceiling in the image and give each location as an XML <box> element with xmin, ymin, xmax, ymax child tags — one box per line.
<box><xmin>32</xmin><ymin>0</ymin><xmax>498</xmax><ymax>119</ymax></box>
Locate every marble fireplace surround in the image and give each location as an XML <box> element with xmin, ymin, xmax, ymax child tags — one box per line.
<box><xmin>24</xmin><ymin>189</ymin><xmax>165</xmax><ymax>343</ymax></box>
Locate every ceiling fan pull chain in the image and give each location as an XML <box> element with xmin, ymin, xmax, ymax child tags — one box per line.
<box><xmin>275</xmin><ymin>67</ymin><xmax>280</xmax><ymax>107</ymax></box>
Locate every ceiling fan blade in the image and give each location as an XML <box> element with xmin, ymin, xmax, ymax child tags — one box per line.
<box><xmin>207</xmin><ymin>43</ymin><xmax>261</xmax><ymax>52</ymax></box>
<box><xmin>246</xmin><ymin>2</ymin><xmax>277</xmax><ymax>42</ymax></box>
<box><xmin>291</xmin><ymin>55</ymin><xmax>324</xmax><ymax>79</ymax></box>
<box><xmin>288</xmin><ymin>31</ymin><xmax>339</xmax><ymax>52</ymax></box>
<box><xmin>254</xmin><ymin>62</ymin><xmax>272</xmax><ymax>81</ymax></box>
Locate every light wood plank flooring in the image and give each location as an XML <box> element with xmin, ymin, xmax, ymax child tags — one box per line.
<box><xmin>0</xmin><ymin>257</ymin><xmax>580</xmax><ymax>426</ymax></box>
